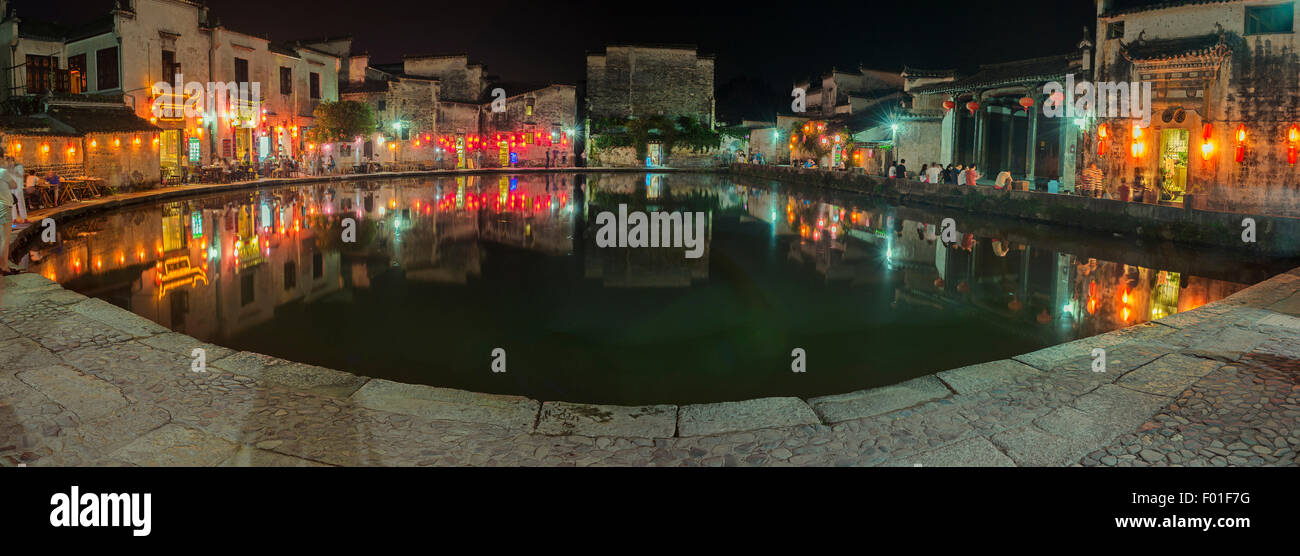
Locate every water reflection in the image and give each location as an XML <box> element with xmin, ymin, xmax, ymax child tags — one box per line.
<box><xmin>26</xmin><ymin>172</ymin><xmax>1292</xmax><ymax>404</ymax></box>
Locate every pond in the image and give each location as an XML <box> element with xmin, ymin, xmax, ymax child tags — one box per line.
<box><xmin>24</xmin><ymin>172</ymin><xmax>1297</xmax><ymax>405</ymax></box>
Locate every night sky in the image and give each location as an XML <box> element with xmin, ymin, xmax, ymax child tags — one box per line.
<box><xmin>15</xmin><ymin>0</ymin><xmax>1097</xmax><ymax>119</ymax></box>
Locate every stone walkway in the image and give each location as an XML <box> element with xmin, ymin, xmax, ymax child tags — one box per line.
<box><xmin>2</xmin><ymin>269</ymin><xmax>1299</xmax><ymax>467</ymax></box>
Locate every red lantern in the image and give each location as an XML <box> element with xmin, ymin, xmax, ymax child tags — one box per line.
<box><xmin>942</xmin><ymin>99</ymin><xmax>956</xmax><ymax>112</ymax></box>
<box><xmin>965</xmin><ymin>101</ymin><xmax>980</xmax><ymax>115</ymax></box>
<box><xmin>1097</xmin><ymin>123</ymin><xmax>1109</xmax><ymax>157</ymax></box>
<box><xmin>1019</xmin><ymin>96</ymin><xmax>1034</xmax><ymax>112</ymax></box>
<box><xmin>1235</xmin><ymin>124</ymin><xmax>1247</xmax><ymax>163</ymax></box>
<box><xmin>1201</xmin><ymin>123</ymin><xmax>1215</xmax><ymax>161</ymax></box>
<box><xmin>1288</xmin><ymin>125</ymin><xmax>1299</xmax><ymax>165</ymax></box>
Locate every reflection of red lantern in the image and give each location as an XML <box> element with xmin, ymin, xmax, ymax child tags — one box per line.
<box><xmin>1037</xmin><ymin>309</ymin><xmax>1052</xmax><ymax>324</ymax></box>
<box><xmin>1008</xmin><ymin>298</ymin><xmax>1023</xmax><ymax>312</ymax></box>
<box><xmin>966</xmin><ymin>101</ymin><xmax>980</xmax><ymax>114</ymax></box>
<box><xmin>1019</xmin><ymin>96</ymin><xmax>1034</xmax><ymax>112</ymax></box>
<box><xmin>934</xmin><ymin>278</ymin><xmax>946</xmax><ymax>290</ymax></box>
<box><xmin>957</xmin><ymin>280</ymin><xmax>970</xmax><ymax>293</ymax></box>
<box><xmin>942</xmin><ymin>99</ymin><xmax>956</xmax><ymax>111</ymax></box>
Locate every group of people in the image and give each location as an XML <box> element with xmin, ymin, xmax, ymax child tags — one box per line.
<box><xmin>890</xmin><ymin>159</ymin><xmax>983</xmax><ymax>186</ymax></box>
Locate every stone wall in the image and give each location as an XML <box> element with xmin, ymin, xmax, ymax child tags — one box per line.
<box><xmin>896</xmin><ymin>119</ymin><xmax>945</xmax><ymax>172</ymax></box>
<box><xmin>402</xmin><ymin>55</ymin><xmax>487</xmax><ymax>102</ymax></box>
<box><xmin>437</xmin><ymin>102</ymin><xmax>480</xmax><ymax>135</ymax></box>
<box><xmin>586</xmin><ymin>46</ymin><xmax>714</xmax><ymax>126</ymax></box>
<box><xmin>590</xmin><ymin>146</ymin><xmax>719</xmax><ymax>168</ymax></box>
<box><xmin>83</xmin><ymin>131</ymin><xmax>163</xmax><ymax>188</ymax></box>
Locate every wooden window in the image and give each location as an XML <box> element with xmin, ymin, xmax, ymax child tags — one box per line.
<box><xmin>26</xmin><ymin>55</ymin><xmax>54</xmax><ymax>94</ymax></box>
<box><xmin>1107</xmin><ymin>21</ymin><xmax>1125</xmax><ymax>39</ymax></box>
<box><xmin>234</xmin><ymin>57</ymin><xmax>249</xmax><ymax>84</ymax></box>
<box><xmin>280</xmin><ymin>67</ymin><xmax>293</xmax><ymax>95</ymax></box>
<box><xmin>68</xmin><ymin>54</ymin><xmax>87</xmax><ymax>93</ymax></box>
<box><xmin>96</xmin><ymin>47</ymin><xmax>119</xmax><ymax>90</ymax></box>
<box><xmin>162</xmin><ymin>49</ymin><xmax>180</xmax><ymax>80</ymax></box>
<box><xmin>309</xmin><ymin>72</ymin><xmax>321</xmax><ymax>99</ymax></box>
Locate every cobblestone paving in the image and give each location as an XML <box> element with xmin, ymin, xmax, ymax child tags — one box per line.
<box><xmin>2</xmin><ymin>270</ymin><xmax>1300</xmax><ymax>467</ymax></box>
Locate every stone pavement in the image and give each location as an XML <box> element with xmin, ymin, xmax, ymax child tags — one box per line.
<box><xmin>2</xmin><ymin>269</ymin><xmax>1299</xmax><ymax>467</ymax></box>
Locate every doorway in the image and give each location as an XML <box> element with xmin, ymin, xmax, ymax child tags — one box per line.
<box><xmin>160</xmin><ymin>129</ymin><xmax>182</xmax><ymax>182</ymax></box>
<box><xmin>1159</xmin><ymin>128</ymin><xmax>1189</xmax><ymax>202</ymax></box>
<box><xmin>647</xmin><ymin>142</ymin><xmax>664</xmax><ymax>167</ymax></box>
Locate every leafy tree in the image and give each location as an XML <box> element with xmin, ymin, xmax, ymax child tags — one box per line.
<box><xmin>305</xmin><ymin>100</ymin><xmax>377</xmax><ymax>143</ymax></box>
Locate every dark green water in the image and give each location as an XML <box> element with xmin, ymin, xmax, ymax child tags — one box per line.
<box><xmin>28</xmin><ymin>172</ymin><xmax>1296</xmax><ymax>404</ymax></box>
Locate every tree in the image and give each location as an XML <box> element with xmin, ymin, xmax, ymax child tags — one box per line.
<box><xmin>305</xmin><ymin>100</ymin><xmax>377</xmax><ymax>143</ymax></box>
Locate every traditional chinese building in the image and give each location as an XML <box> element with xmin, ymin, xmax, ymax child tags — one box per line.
<box><xmin>0</xmin><ymin>0</ymin><xmax>340</xmax><ymax>184</ymax></box>
<box><xmin>585</xmin><ymin>45</ymin><xmax>716</xmax><ymax>167</ymax></box>
<box><xmin>906</xmin><ymin>49</ymin><xmax>1091</xmax><ymax>189</ymax></box>
<box><xmin>1092</xmin><ymin>0</ymin><xmax>1300</xmax><ymax>214</ymax></box>
<box><xmin>318</xmin><ymin>38</ymin><xmax>577</xmax><ymax>169</ymax></box>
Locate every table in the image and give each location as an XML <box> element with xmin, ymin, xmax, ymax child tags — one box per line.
<box><xmin>68</xmin><ymin>176</ymin><xmax>106</xmax><ymax>197</ymax></box>
<box><xmin>53</xmin><ymin>180</ymin><xmax>81</xmax><ymax>204</ymax></box>
<box><xmin>35</xmin><ymin>184</ymin><xmax>56</xmax><ymax>208</ymax></box>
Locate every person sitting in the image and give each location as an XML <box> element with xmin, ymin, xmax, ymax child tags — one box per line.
<box><xmin>994</xmin><ymin>170</ymin><xmax>1014</xmax><ymax>190</ymax></box>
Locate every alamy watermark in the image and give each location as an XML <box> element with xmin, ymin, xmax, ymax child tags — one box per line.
<box><xmin>1043</xmin><ymin>74</ymin><xmax>1153</xmax><ymax>127</ymax></box>
<box><xmin>50</xmin><ymin>486</ymin><xmax>151</xmax><ymax>537</ymax></box>
<box><xmin>149</xmin><ymin>75</ymin><xmax>261</xmax><ymax>120</ymax></box>
<box><xmin>594</xmin><ymin>204</ymin><xmax>707</xmax><ymax>259</ymax></box>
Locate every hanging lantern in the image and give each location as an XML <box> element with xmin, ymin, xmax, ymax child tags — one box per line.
<box><xmin>1097</xmin><ymin>123</ymin><xmax>1109</xmax><ymax>157</ymax></box>
<box><xmin>1200</xmin><ymin>123</ymin><xmax>1215</xmax><ymax>161</ymax></box>
<box><xmin>1018</xmin><ymin>96</ymin><xmax>1034</xmax><ymax>112</ymax></box>
<box><xmin>1289</xmin><ymin>125</ymin><xmax>1299</xmax><ymax>165</ymax></box>
<box><xmin>942</xmin><ymin>99</ymin><xmax>956</xmax><ymax>112</ymax></box>
<box><xmin>965</xmin><ymin>100</ymin><xmax>980</xmax><ymax>115</ymax></box>
<box><xmin>1130</xmin><ymin>124</ymin><xmax>1145</xmax><ymax>159</ymax></box>
<box><xmin>1235</xmin><ymin>124</ymin><xmax>1247</xmax><ymax>163</ymax></box>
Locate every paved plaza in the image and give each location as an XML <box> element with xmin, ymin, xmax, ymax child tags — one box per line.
<box><xmin>2</xmin><ymin>267</ymin><xmax>1298</xmax><ymax>467</ymax></box>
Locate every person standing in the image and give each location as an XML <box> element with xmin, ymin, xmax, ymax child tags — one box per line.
<box><xmin>9</xmin><ymin>157</ymin><xmax>26</xmax><ymax>223</ymax></box>
<box><xmin>919</xmin><ymin>164</ymin><xmax>930</xmax><ymax>183</ymax></box>
<box><xmin>896</xmin><ymin>159</ymin><xmax>908</xmax><ymax>180</ymax></box>
<box><xmin>1082</xmin><ymin>162</ymin><xmax>1104</xmax><ymax>197</ymax></box>
<box><xmin>965</xmin><ymin>164</ymin><xmax>981</xmax><ymax>186</ymax></box>
<box><xmin>0</xmin><ymin>159</ymin><xmax>14</xmax><ymax>273</ymax></box>
<box><xmin>927</xmin><ymin>162</ymin><xmax>942</xmax><ymax>184</ymax></box>
<box><xmin>888</xmin><ymin>163</ymin><xmax>897</xmax><ymax>178</ymax></box>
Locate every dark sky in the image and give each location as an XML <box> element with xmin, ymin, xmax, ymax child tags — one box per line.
<box><xmin>15</xmin><ymin>0</ymin><xmax>1096</xmax><ymax>116</ymax></box>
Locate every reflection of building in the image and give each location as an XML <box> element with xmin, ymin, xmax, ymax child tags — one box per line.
<box><xmin>33</xmin><ymin>173</ymin><xmax>1262</xmax><ymax>348</ymax></box>
<box><xmin>35</xmin><ymin>190</ymin><xmax>344</xmax><ymax>342</ymax></box>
